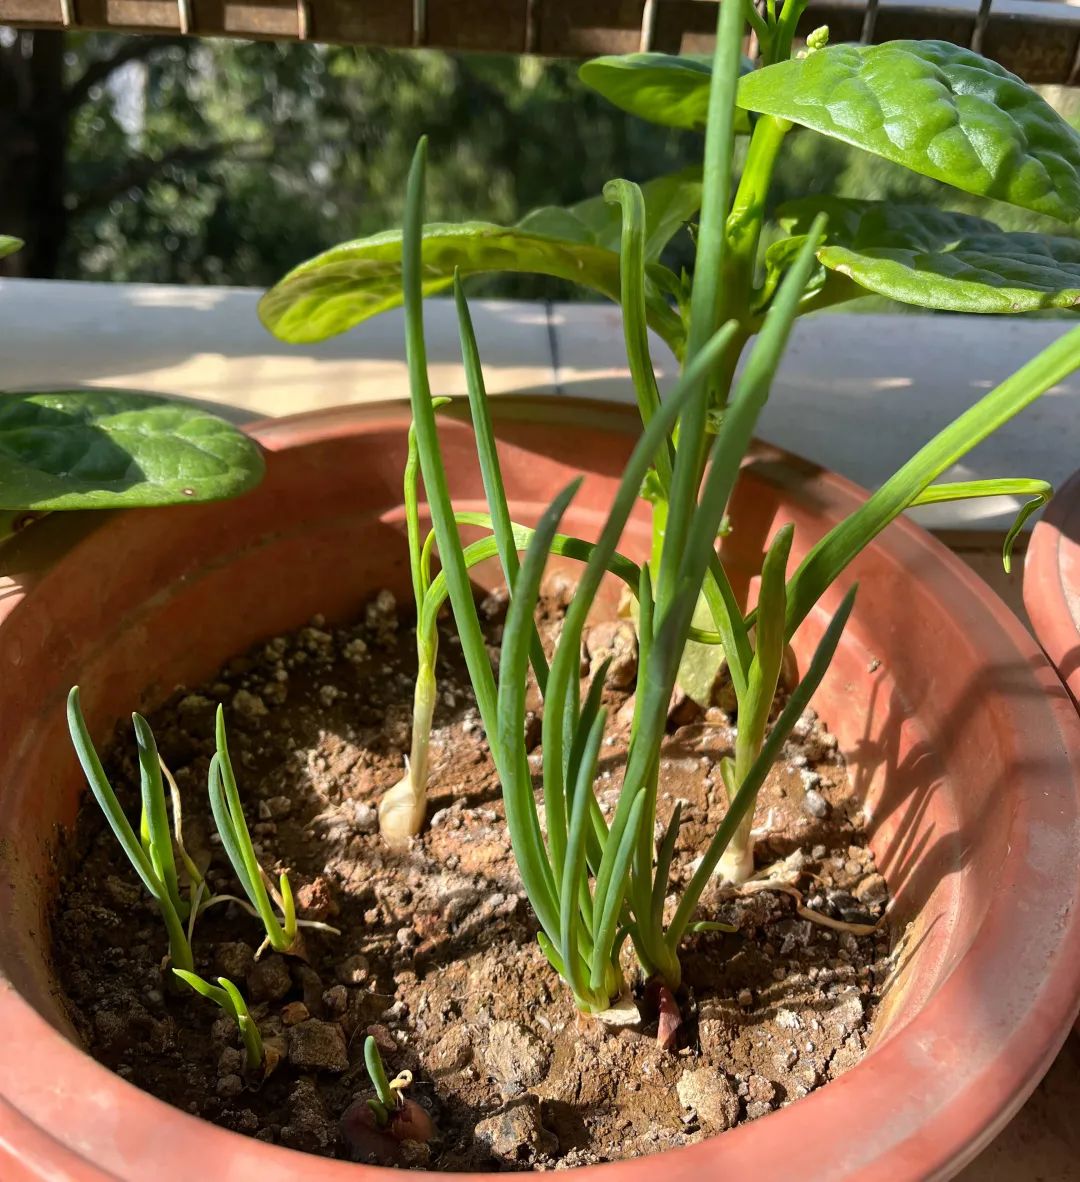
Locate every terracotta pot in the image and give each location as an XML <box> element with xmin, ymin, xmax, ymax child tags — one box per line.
<box><xmin>1</xmin><ymin>398</ymin><xmax>1079</xmax><ymax>1182</ymax></box>
<box><xmin>1025</xmin><ymin>468</ymin><xmax>1080</xmax><ymax>708</ymax></box>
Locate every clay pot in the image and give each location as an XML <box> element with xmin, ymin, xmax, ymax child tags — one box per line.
<box><xmin>1025</xmin><ymin>468</ymin><xmax>1080</xmax><ymax>708</ymax></box>
<box><xmin>1</xmin><ymin>398</ymin><xmax>1079</xmax><ymax>1181</ymax></box>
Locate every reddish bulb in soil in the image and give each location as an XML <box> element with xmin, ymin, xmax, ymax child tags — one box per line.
<box><xmin>341</xmin><ymin>1096</ymin><xmax>435</xmax><ymax>1164</ymax></box>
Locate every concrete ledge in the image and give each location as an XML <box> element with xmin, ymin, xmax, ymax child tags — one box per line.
<box><xmin>2</xmin><ymin>277</ymin><xmax>1077</xmax><ymax>531</ymax></box>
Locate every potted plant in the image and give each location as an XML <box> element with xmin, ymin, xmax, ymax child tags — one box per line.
<box><xmin>2</xmin><ymin>6</ymin><xmax>1080</xmax><ymax>1181</ymax></box>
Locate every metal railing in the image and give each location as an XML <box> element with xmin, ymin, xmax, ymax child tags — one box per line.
<box><xmin>2</xmin><ymin>0</ymin><xmax>1080</xmax><ymax>83</ymax></box>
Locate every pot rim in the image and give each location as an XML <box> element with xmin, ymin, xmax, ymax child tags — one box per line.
<box><xmin>2</xmin><ymin>396</ymin><xmax>1079</xmax><ymax>1182</ymax></box>
<box><xmin>1025</xmin><ymin>466</ymin><xmax>1080</xmax><ymax>707</ymax></box>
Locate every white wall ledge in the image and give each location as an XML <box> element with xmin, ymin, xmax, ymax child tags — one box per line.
<box><xmin>2</xmin><ymin>277</ymin><xmax>1077</xmax><ymax>532</ymax></box>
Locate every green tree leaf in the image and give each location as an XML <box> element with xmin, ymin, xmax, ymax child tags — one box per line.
<box><xmin>0</xmin><ymin>390</ymin><xmax>265</xmax><ymax>510</ymax></box>
<box><xmin>779</xmin><ymin>196</ymin><xmax>1080</xmax><ymax>312</ymax></box>
<box><xmin>0</xmin><ymin>236</ymin><xmax>23</xmax><ymax>259</ymax></box>
<box><xmin>737</xmin><ymin>41</ymin><xmax>1080</xmax><ymax>222</ymax></box>
<box><xmin>259</xmin><ymin>221</ymin><xmax>686</xmax><ymax>352</ymax></box>
<box><xmin>580</xmin><ymin>53</ymin><xmax>751</xmax><ymax>134</ymax></box>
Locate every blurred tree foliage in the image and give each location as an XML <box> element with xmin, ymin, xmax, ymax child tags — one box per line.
<box><xmin>2</xmin><ymin>28</ymin><xmax>1078</xmax><ymax>301</ymax></box>
<box><xmin>3</xmin><ymin>30</ymin><xmax>703</xmax><ymax>293</ymax></box>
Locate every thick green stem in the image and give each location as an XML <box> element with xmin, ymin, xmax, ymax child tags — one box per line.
<box><xmin>410</xmin><ymin>656</ymin><xmax>437</xmax><ymax>792</ymax></box>
<box><xmin>162</xmin><ymin>898</ymin><xmax>195</xmax><ymax>973</ymax></box>
<box><xmin>635</xmin><ymin>921</ymin><xmax>682</xmax><ymax>989</ymax></box>
<box><xmin>657</xmin><ymin>0</ymin><xmax>745</xmax><ymax>618</ymax></box>
<box><xmin>712</xmin><ymin>115</ymin><xmax>790</xmax><ymax>408</ymax></box>
<box><xmin>716</xmin><ymin>742</ymin><xmax>761</xmax><ymax>885</ymax></box>
<box><xmin>719</xmin><ymin>525</ymin><xmax>792</xmax><ymax>884</ymax></box>
<box><xmin>648</xmin><ymin>497</ymin><xmax>668</xmax><ymax>583</ymax></box>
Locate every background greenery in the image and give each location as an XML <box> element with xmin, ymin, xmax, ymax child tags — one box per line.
<box><xmin>2</xmin><ymin>29</ymin><xmax>1079</xmax><ymax>305</ymax></box>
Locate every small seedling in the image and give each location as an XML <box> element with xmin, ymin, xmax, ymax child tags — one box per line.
<box><xmin>67</xmin><ymin>686</ymin><xmax>195</xmax><ymax>972</ymax></box>
<box><xmin>363</xmin><ymin>1035</ymin><xmax>402</xmax><ymax>1127</ymax></box>
<box><xmin>173</xmin><ymin>969</ymin><xmax>263</xmax><ymax>1070</ymax></box>
<box><xmin>69</xmin><ymin>691</ymin><xmax>337</xmax><ymax>971</ymax></box>
<box><xmin>378</xmin><ymin>402</ymin><xmax>451</xmax><ymax>847</ymax></box>
<box><xmin>347</xmin><ymin>1036</ymin><xmax>434</xmax><ymax>1145</ymax></box>
<box><xmin>208</xmin><ymin>705</ymin><xmax>300</xmax><ymax>956</ymax></box>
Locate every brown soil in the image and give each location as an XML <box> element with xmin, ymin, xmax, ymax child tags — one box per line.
<box><xmin>52</xmin><ymin>583</ymin><xmax>895</xmax><ymax>1169</ymax></box>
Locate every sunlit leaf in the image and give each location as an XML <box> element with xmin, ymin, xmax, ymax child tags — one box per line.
<box><xmin>738</xmin><ymin>41</ymin><xmax>1080</xmax><ymax>221</ymax></box>
<box><xmin>580</xmin><ymin>53</ymin><xmax>752</xmax><ymax>134</ymax></box>
<box><xmin>0</xmin><ymin>390</ymin><xmax>264</xmax><ymax>510</ymax></box>
<box><xmin>260</xmin><ymin>220</ymin><xmax>685</xmax><ymax>351</ymax></box>
<box><xmin>529</xmin><ymin>167</ymin><xmax>703</xmax><ymax>261</ymax></box>
<box><xmin>780</xmin><ymin>196</ymin><xmax>1080</xmax><ymax>312</ymax></box>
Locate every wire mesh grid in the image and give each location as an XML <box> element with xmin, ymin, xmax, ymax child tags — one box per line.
<box><xmin>1</xmin><ymin>0</ymin><xmax>1080</xmax><ymax>83</ymax></box>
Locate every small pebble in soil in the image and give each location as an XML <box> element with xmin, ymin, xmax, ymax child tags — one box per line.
<box><xmin>232</xmin><ymin>689</ymin><xmax>268</xmax><ymax>720</ymax></box>
<box><xmin>855</xmin><ymin>873</ymin><xmax>888</xmax><ymax>905</ymax></box>
<box><xmin>214</xmin><ymin>941</ymin><xmax>255</xmax><ymax>982</ymax></box>
<box><xmin>287</xmin><ymin>1019</ymin><xmax>349</xmax><ymax>1073</ymax></box>
<box><xmin>802</xmin><ymin>787</ymin><xmax>829</xmax><ymax>818</ymax></box>
<box><xmin>280</xmin><ymin>1079</ymin><xmax>339</xmax><ymax>1154</ymax></box>
<box><xmin>583</xmin><ymin>620</ymin><xmax>639</xmax><ymax>690</ymax></box>
<box><xmin>676</xmin><ymin>1067</ymin><xmax>740</xmax><ymax>1132</ymax></box>
<box><xmin>351</xmin><ymin>803</ymin><xmax>379</xmax><ymax>834</ymax></box>
<box><xmin>217</xmin><ymin>1047</ymin><xmax>244</xmax><ymax>1077</ymax></box>
<box><xmin>483</xmin><ymin>1020</ymin><xmax>552</xmax><ymax>1098</ymax></box>
<box><xmin>323</xmin><ymin>985</ymin><xmax>349</xmax><ymax>1017</ymax></box>
<box><xmin>216</xmin><ymin>1073</ymin><xmax>243</xmax><ymax>1098</ymax></box>
<box><xmin>343</xmin><ymin>637</ymin><xmax>369</xmax><ymax>663</ymax></box>
<box><xmin>336</xmin><ymin>953</ymin><xmax>371</xmax><ymax>985</ymax></box>
<box><xmin>474</xmin><ymin>1095</ymin><xmax>558</xmax><ymax>1161</ymax></box>
<box><xmin>248</xmin><ymin>954</ymin><xmax>292</xmax><ymax>1002</ymax></box>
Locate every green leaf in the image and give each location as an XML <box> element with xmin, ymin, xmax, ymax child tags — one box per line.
<box><xmin>579</xmin><ymin>53</ymin><xmax>751</xmax><ymax>134</ymax></box>
<box><xmin>259</xmin><ymin>220</ymin><xmax>685</xmax><ymax>352</ymax></box>
<box><xmin>676</xmin><ymin>590</ymin><xmax>728</xmax><ymax>707</ymax></box>
<box><xmin>909</xmin><ymin>476</ymin><xmax>1052</xmax><ymax>572</ymax></box>
<box><xmin>364</xmin><ymin>1036</ymin><xmax>394</xmax><ymax>1108</ymax></box>
<box><xmin>0</xmin><ymin>391</ymin><xmax>264</xmax><ymax>511</ymax></box>
<box><xmin>758</xmin><ymin>232</ymin><xmax>829</xmax><ymax>310</ymax></box>
<box><xmin>738</xmin><ymin>41</ymin><xmax>1080</xmax><ymax>222</ymax></box>
<box><xmin>173</xmin><ymin>969</ymin><xmax>232</xmax><ymax>1011</ymax></box>
<box><xmin>778</xmin><ymin>197</ymin><xmax>1080</xmax><ymax>313</ymax></box>
<box><xmin>541</xmin><ymin>166</ymin><xmax>703</xmax><ymax>261</ymax></box>
<box><xmin>0</xmin><ymin>236</ymin><xmax>22</xmax><ymax>260</ymax></box>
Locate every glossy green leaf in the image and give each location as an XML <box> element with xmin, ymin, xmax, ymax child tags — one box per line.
<box><xmin>579</xmin><ymin>53</ymin><xmax>751</xmax><ymax>134</ymax></box>
<box><xmin>758</xmin><ymin>231</ymin><xmax>829</xmax><ymax>310</ymax></box>
<box><xmin>738</xmin><ymin>41</ymin><xmax>1080</xmax><ymax>222</ymax></box>
<box><xmin>0</xmin><ymin>236</ymin><xmax>22</xmax><ymax>260</ymax></box>
<box><xmin>259</xmin><ymin>220</ymin><xmax>685</xmax><ymax>352</ymax></box>
<box><xmin>780</xmin><ymin>196</ymin><xmax>1080</xmax><ymax>312</ymax></box>
<box><xmin>0</xmin><ymin>390</ymin><xmax>265</xmax><ymax>510</ymax></box>
<box><xmin>526</xmin><ymin>167</ymin><xmax>703</xmax><ymax>262</ymax></box>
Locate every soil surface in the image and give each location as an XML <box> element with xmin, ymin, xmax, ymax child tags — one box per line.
<box><xmin>53</xmin><ymin>583</ymin><xmax>895</xmax><ymax>1169</ymax></box>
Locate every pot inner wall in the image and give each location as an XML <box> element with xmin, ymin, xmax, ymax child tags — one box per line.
<box><xmin>0</xmin><ymin>415</ymin><xmax>997</xmax><ymax>1083</ymax></box>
